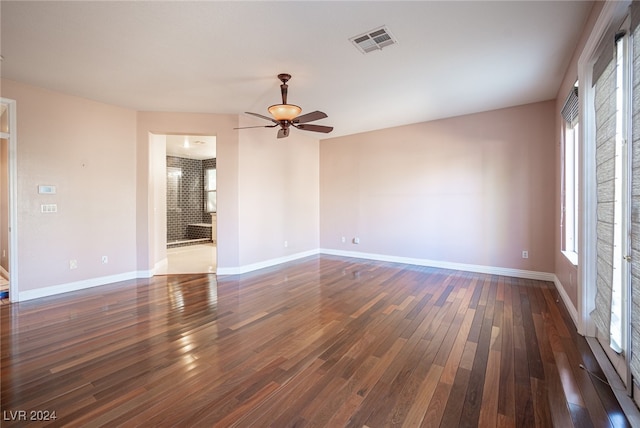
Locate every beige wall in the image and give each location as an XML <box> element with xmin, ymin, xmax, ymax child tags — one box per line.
<box><xmin>237</xmin><ymin>116</ymin><xmax>319</xmax><ymax>266</ymax></box>
<box><xmin>0</xmin><ymin>78</ymin><xmax>320</xmax><ymax>298</ymax></box>
<box><xmin>1</xmin><ymin>73</ymin><xmax>561</xmax><ymax>297</ymax></box>
<box><xmin>1</xmin><ymin>79</ymin><xmax>138</xmax><ymax>292</ymax></box>
<box><xmin>149</xmin><ymin>133</ymin><xmax>167</xmax><ymax>269</ymax></box>
<box><xmin>320</xmin><ymin>101</ymin><xmax>556</xmax><ymax>273</ymax></box>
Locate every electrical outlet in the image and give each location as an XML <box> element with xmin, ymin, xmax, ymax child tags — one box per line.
<box><xmin>102</xmin><ymin>256</ymin><xmax>108</xmax><ymax>264</ymax></box>
<box><xmin>341</xmin><ymin>236</ymin><xmax>346</xmax><ymax>243</ymax></box>
<box><xmin>522</xmin><ymin>250</ymin><xmax>529</xmax><ymax>259</ymax></box>
<box><xmin>353</xmin><ymin>237</ymin><xmax>360</xmax><ymax>244</ymax></box>
<box><xmin>284</xmin><ymin>241</ymin><xmax>288</xmax><ymax>248</ymax></box>
<box><xmin>69</xmin><ymin>259</ymin><xmax>78</xmax><ymax>269</ymax></box>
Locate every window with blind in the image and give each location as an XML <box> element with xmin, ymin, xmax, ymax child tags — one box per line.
<box><xmin>591</xmin><ymin>17</ymin><xmax>632</xmax><ymax>359</ymax></box>
<box><xmin>592</xmin><ymin>41</ymin><xmax>617</xmax><ymax>349</ymax></box>
<box><xmin>590</xmin><ymin>6</ymin><xmax>638</xmax><ymax>392</ymax></box>
<box><xmin>629</xmin><ymin>0</ymin><xmax>640</xmax><ymax>388</ymax></box>
<box><xmin>561</xmin><ymin>83</ymin><xmax>580</xmax><ymax>262</ymax></box>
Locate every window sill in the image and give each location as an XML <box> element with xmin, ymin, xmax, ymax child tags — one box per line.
<box><xmin>562</xmin><ymin>250</ymin><xmax>579</xmax><ymax>267</ymax></box>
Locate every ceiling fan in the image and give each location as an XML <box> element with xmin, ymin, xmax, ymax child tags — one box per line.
<box><xmin>236</xmin><ymin>73</ymin><xmax>333</xmax><ymax>139</ymax></box>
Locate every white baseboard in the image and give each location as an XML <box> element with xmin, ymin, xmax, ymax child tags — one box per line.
<box><xmin>137</xmin><ymin>269</ymin><xmax>154</xmax><ymax>279</ymax></box>
<box><xmin>552</xmin><ymin>275</ymin><xmax>579</xmax><ymax>328</ymax></box>
<box><xmin>18</xmin><ymin>271</ymin><xmax>140</xmax><ymax>302</ymax></box>
<box><xmin>319</xmin><ymin>248</ymin><xmax>556</xmax><ymax>282</ymax></box>
<box><xmin>14</xmin><ymin>249</ymin><xmax>569</xmax><ymax>303</ymax></box>
<box><xmin>151</xmin><ymin>258</ymin><xmax>168</xmax><ymax>275</ymax></box>
<box><xmin>217</xmin><ymin>249</ymin><xmax>320</xmax><ymax>275</ymax></box>
<box><xmin>320</xmin><ymin>249</ymin><xmax>582</xmax><ymax>332</ymax></box>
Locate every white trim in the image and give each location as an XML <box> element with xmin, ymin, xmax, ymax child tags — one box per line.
<box><xmin>216</xmin><ymin>249</ymin><xmax>320</xmax><ymax>276</ymax></box>
<box><xmin>576</xmin><ymin>0</ymin><xmax>631</xmax><ymax>337</ymax></box>
<box><xmin>553</xmin><ymin>274</ymin><xmax>580</xmax><ymax>327</ymax></box>
<box><xmin>15</xmin><ymin>250</ymin><xmax>561</xmax><ymax>305</ymax></box>
<box><xmin>18</xmin><ymin>271</ymin><xmax>141</xmax><ymax>301</ymax></box>
<box><xmin>1</xmin><ymin>98</ymin><xmax>18</xmax><ymax>303</ymax></box>
<box><xmin>218</xmin><ymin>248</ymin><xmax>556</xmax><ymax>282</ymax></box>
<box><xmin>319</xmin><ymin>248</ymin><xmax>556</xmax><ymax>281</ymax></box>
<box><xmin>153</xmin><ymin>257</ymin><xmax>168</xmax><ymax>275</ymax></box>
<box><xmin>137</xmin><ymin>269</ymin><xmax>154</xmax><ymax>279</ymax></box>
<box><xmin>561</xmin><ymin>250</ymin><xmax>579</xmax><ymax>267</ymax></box>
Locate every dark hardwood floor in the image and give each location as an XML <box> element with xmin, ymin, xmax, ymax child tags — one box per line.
<box><xmin>0</xmin><ymin>256</ymin><xmax>630</xmax><ymax>427</ymax></box>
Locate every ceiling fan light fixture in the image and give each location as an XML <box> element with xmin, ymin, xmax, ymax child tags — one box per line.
<box><xmin>268</xmin><ymin>104</ymin><xmax>302</xmax><ymax>121</ymax></box>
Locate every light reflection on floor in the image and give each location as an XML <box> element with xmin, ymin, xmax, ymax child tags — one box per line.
<box><xmin>155</xmin><ymin>243</ymin><xmax>216</xmax><ymax>275</ymax></box>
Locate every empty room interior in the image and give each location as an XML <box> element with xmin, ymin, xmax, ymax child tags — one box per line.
<box><xmin>2</xmin><ymin>1</ymin><xmax>640</xmax><ymax>426</ymax></box>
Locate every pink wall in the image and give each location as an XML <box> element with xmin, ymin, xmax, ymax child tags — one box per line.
<box><xmin>320</xmin><ymin>101</ymin><xmax>556</xmax><ymax>273</ymax></box>
<box><xmin>135</xmin><ymin>112</ymin><xmax>320</xmax><ymax>271</ymax></box>
<box><xmin>237</xmin><ymin>116</ymin><xmax>319</xmax><ymax>266</ymax></box>
<box><xmin>136</xmin><ymin>111</ymin><xmax>240</xmax><ymax>270</ymax></box>
<box><xmin>0</xmin><ymin>76</ymin><xmax>319</xmax><ymax>298</ymax></box>
<box><xmin>1</xmin><ymin>79</ymin><xmax>138</xmax><ymax>292</ymax></box>
<box><xmin>1</xmin><ymin>57</ymin><xmax>575</xmax><ymax>298</ymax></box>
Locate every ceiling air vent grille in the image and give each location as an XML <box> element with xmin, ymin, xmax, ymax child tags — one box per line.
<box><xmin>350</xmin><ymin>26</ymin><xmax>397</xmax><ymax>54</ymax></box>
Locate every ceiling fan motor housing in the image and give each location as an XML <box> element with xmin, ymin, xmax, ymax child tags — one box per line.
<box><xmin>239</xmin><ymin>73</ymin><xmax>334</xmax><ymax>138</ymax></box>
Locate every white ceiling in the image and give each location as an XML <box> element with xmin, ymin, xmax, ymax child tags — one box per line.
<box><xmin>165</xmin><ymin>134</ymin><xmax>216</xmax><ymax>160</ymax></box>
<box><xmin>1</xmin><ymin>1</ymin><xmax>593</xmax><ymax>139</ymax></box>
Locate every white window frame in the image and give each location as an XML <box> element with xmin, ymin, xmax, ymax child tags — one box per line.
<box><xmin>577</xmin><ymin>0</ymin><xmax>630</xmax><ymax>338</ymax></box>
<box><xmin>562</xmin><ymin>99</ymin><xmax>580</xmax><ymax>266</ymax></box>
<box><xmin>609</xmin><ymin>27</ymin><xmax>631</xmax><ymax>355</ymax></box>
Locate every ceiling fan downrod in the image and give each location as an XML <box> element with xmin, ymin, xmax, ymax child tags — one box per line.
<box><xmin>278</xmin><ymin>73</ymin><xmax>291</xmax><ymax>104</ymax></box>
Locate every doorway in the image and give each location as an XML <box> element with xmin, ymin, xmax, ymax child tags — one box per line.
<box><xmin>1</xmin><ymin>98</ymin><xmax>17</xmax><ymax>302</ymax></box>
<box><xmin>153</xmin><ymin>134</ymin><xmax>217</xmax><ymax>275</ymax></box>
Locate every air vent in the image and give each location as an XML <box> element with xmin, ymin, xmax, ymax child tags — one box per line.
<box><xmin>350</xmin><ymin>26</ymin><xmax>397</xmax><ymax>54</ymax></box>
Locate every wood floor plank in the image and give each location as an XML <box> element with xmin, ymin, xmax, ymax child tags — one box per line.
<box><xmin>421</xmin><ymin>380</ymin><xmax>452</xmax><ymax>428</ymax></box>
<box><xmin>401</xmin><ymin>364</ymin><xmax>444</xmax><ymax>427</ymax></box>
<box><xmin>439</xmin><ymin>367</ymin><xmax>471</xmax><ymax>428</ymax></box>
<box><xmin>0</xmin><ymin>256</ymin><xmax>631</xmax><ymax>427</ymax></box>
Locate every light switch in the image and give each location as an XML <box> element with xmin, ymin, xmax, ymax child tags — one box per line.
<box><xmin>38</xmin><ymin>185</ymin><xmax>56</xmax><ymax>194</ymax></box>
<box><xmin>41</xmin><ymin>204</ymin><xmax>57</xmax><ymax>213</ymax></box>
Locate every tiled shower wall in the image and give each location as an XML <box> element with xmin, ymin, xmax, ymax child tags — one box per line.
<box><xmin>166</xmin><ymin>156</ymin><xmax>216</xmax><ymax>243</ymax></box>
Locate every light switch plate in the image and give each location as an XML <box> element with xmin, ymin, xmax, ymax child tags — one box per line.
<box><xmin>38</xmin><ymin>185</ymin><xmax>56</xmax><ymax>194</ymax></box>
<box><xmin>41</xmin><ymin>204</ymin><xmax>57</xmax><ymax>213</ymax></box>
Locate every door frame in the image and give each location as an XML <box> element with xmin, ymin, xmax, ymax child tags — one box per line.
<box><xmin>150</xmin><ymin>133</ymin><xmax>218</xmax><ymax>275</ymax></box>
<box><xmin>1</xmin><ymin>98</ymin><xmax>18</xmax><ymax>302</ymax></box>
<box><xmin>578</xmin><ymin>0</ymin><xmax>635</xmax><ymax>397</ymax></box>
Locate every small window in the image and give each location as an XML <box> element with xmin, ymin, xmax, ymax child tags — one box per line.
<box><xmin>205</xmin><ymin>168</ymin><xmax>216</xmax><ymax>213</ymax></box>
<box><xmin>561</xmin><ymin>81</ymin><xmax>579</xmax><ymax>264</ymax></box>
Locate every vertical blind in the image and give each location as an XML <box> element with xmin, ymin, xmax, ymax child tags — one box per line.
<box><xmin>630</xmin><ymin>0</ymin><xmax>640</xmax><ymax>385</ymax></box>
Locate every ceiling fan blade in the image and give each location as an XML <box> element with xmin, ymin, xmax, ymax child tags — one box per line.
<box><xmin>293</xmin><ymin>111</ymin><xmax>328</xmax><ymax>124</ymax></box>
<box><xmin>245</xmin><ymin>112</ymin><xmax>277</xmax><ymax>123</ymax></box>
<box><xmin>234</xmin><ymin>124</ymin><xmax>278</xmax><ymax>130</ymax></box>
<box><xmin>277</xmin><ymin>128</ymin><xmax>290</xmax><ymax>139</ymax></box>
<box><xmin>295</xmin><ymin>124</ymin><xmax>334</xmax><ymax>133</ymax></box>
